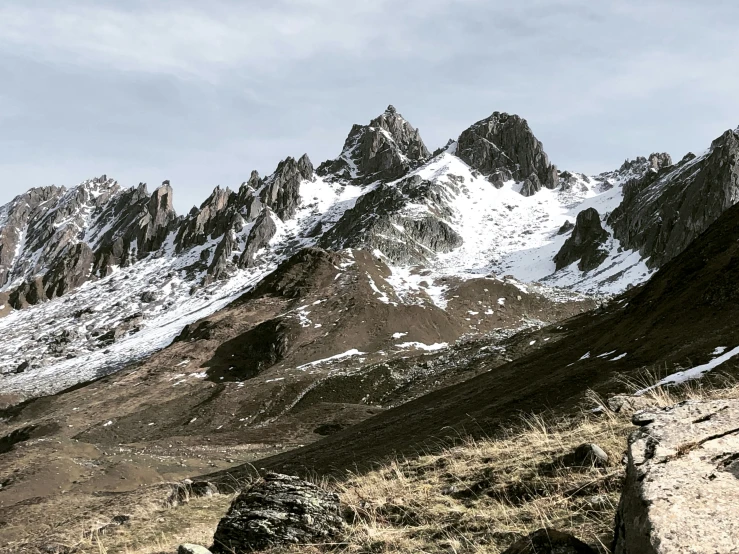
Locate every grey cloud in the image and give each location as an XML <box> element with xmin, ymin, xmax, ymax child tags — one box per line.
<box><xmin>0</xmin><ymin>0</ymin><xmax>738</xmax><ymax>211</ymax></box>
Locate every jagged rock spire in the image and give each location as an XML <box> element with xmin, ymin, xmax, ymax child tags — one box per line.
<box><xmin>260</xmin><ymin>154</ymin><xmax>314</xmax><ymax>220</ymax></box>
<box><xmin>456</xmin><ymin>111</ymin><xmax>558</xmax><ymax>192</ymax></box>
<box><xmin>317</xmin><ymin>105</ymin><xmax>430</xmax><ymax>183</ymax></box>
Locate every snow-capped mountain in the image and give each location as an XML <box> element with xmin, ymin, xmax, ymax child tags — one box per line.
<box><xmin>1</xmin><ymin>105</ymin><xmax>738</xmax><ymax>400</ymax></box>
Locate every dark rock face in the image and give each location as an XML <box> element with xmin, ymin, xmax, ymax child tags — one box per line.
<box><xmin>320</xmin><ymin>174</ymin><xmax>461</xmax><ymax>264</ymax></box>
<box><xmin>318</xmin><ymin>105</ymin><xmax>430</xmax><ymax>183</ymax></box>
<box><xmin>609</xmin><ymin>131</ymin><xmax>739</xmax><ymax>268</ymax></box>
<box><xmin>0</xmin><ymin>186</ymin><xmax>66</xmax><ymax>287</ymax></box>
<box><xmin>207</xmin><ymin>317</ymin><xmax>298</xmax><ymax>382</ymax></box>
<box><xmin>557</xmin><ymin>220</ymin><xmax>575</xmax><ymax>235</ymax></box>
<box><xmin>501</xmin><ymin>528</ymin><xmax>597</xmax><ymax>554</ymax></box>
<box><xmin>456</xmin><ymin>112</ymin><xmax>558</xmax><ymax>191</ymax></box>
<box><xmin>175</xmin><ymin>186</ymin><xmax>234</xmax><ymax>252</ymax></box>
<box><xmin>239</xmin><ymin>209</ymin><xmax>278</xmax><ymax>268</ymax></box>
<box><xmin>553</xmin><ymin>208</ymin><xmax>609</xmax><ymax>271</ymax></box>
<box><xmin>0</xmin><ymin>177</ymin><xmax>181</xmax><ymax>308</ymax></box>
<box><xmin>520</xmin><ymin>173</ymin><xmax>542</xmax><ymax>197</ymax></box>
<box><xmin>211</xmin><ymin>473</ymin><xmax>344</xmax><ymax>553</ymax></box>
<box><xmin>260</xmin><ymin>154</ymin><xmax>314</xmax><ymax>220</ymax></box>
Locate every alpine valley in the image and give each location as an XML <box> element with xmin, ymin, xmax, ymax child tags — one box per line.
<box><xmin>2</xmin><ymin>105</ymin><xmax>739</xmax><ymax>552</ymax></box>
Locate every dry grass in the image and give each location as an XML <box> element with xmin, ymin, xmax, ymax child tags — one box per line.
<box><xmin>69</xmin><ymin>374</ymin><xmax>739</xmax><ymax>554</ymax></box>
<box><xmin>59</xmin><ymin>491</ymin><xmax>235</xmax><ymax>554</ymax></box>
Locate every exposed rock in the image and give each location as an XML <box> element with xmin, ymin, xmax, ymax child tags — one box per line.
<box><xmin>138</xmin><ymin>183</ymin><xmax>177</xmax><ymax>254</ymax></box>
<box><xmin>211</xmin><ymin>473</ymin><xmax>344</xmax><ymax>553</ymax></box>
<box><xmin>178</xmin><ymin>545</ymin><xmax>212</xmax><ymax>554</ymax></box>
<box><xmin>205</xmin><ymin>318</ymin><xmax>299</xmax><ymax>382</ymax></box>
<box><xmin>562</xmin><ymin>443</ymin><xmax>609</xmax><ymax>468</ymax></box>
<box><xmin>613</xmin><ymin>399</ymin><xmax>739</xmax><ymax>553</ymax></box>
<box><xmin>239</xmin><ymin>209</ymin><xmax>278</xmax><ymax>268</ymax></box>
<box><xmin>167</xmin><ymin>480</ymin><xmax>219</xmax><ymax>507</ymax></box>
<box><xmin>557</xmin><ymin>220</ymin><xmax>575</xmax><ymax>235</ymax></box>
<box><xmin>501</xmin><ymin>528</ymin><xmax>597</xmax><ymax>554</ymax></box>
<box><xmin>260</xmin><ymin>154</ymin><xmax>314</xmax><ymax>220</ymax></box>
<box><xmin>0</xmin><ymin>185</ymin><xmax>66</xmax><ymax>288</ymax></box>
<box><xmin>320</xmin><ymin>175</ymin><xmax>461</xmax><ymax>264</ymax></box>
<box><xmin>553</xmin><ymin>208</ymin><xmax>609</xmax><ymax>271</ymax></box>
<box><xmin>606</xmin><ymin>395</ymin><xmax>658</xmax><ymax>415</ymax></box>
<box><xmin>140</xmin><ymin>290</ymin><xmax>159</xmax><ymax>304</ymax></box>
<box><xmin>520</xmin><ymin>173</ymin><xmax>542</xmax><ymax>197</ymax></box>
<box><xmin>174</xmin><ymin>186</ymin><xmax>234</xmax><ymax>251</ymax></box>
<box><xmin>456</xmin><ymin>112</ymin><xmax>557</xmax><ymax>190</ymax></box>
<box><xmin>609</xmin><ymin>130</ymin><xmax>739</xmax><ymax>268</ymax></box>
<box><xmin>208</xmin><ymin>231</ymin><xmax>237</xmax><ymax>280</ymax></box>
<box><xmin>318</xmin><ymin>105</ymin><xmax>430</xmax><ymax>183</ymax></box>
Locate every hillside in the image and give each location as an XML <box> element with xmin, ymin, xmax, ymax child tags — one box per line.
<box><xmin>3</xmin><ymin>107</ymin><xmax>737</xmax><ymax>403</ymax></box>
<box><xmin>220</xmin><ymin>198</ymin><xmax>739</xmax><ymax>477</ymax></box>
<box><xmin>2</xmin><ymin>107</ymin><xmax>739</xmax><ymax>553</ymax></box>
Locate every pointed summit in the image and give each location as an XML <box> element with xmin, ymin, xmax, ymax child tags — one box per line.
<box><xmin>317</xmin><ymin>105</ymin><xmax>430</xmax><ymax>183</ymax></box>
<box><xmin>457</xmin><ymin>111</ymin><xmax>558</xmax><ymax>192</ymax></box>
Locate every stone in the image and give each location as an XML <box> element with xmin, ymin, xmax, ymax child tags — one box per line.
<box><xmin>178</xmin><ymin>544</ymin><xmax>212</xmax><ymax>554</ymax></box>
<box><xmin>613</xmin><ymin>399</ymin><xmax>739</xmax><ymax>553</ymax></box>
<box><xmin>557</xmin><ymin>220</ymin><xmax>575</xmax><ymax>235</ymax></box>
<box><xmin>211</xmin><ymin>473</ymin><xmax>344</xmax><ymax>553</ymax></box>
<box><xmin>456</xmin><ymin>111</ymin><xmax>557</xmax><ymax>190</ymax></box>
<box><xmin>319</xmin><ymin>176</ymin><xmax>462</xmax><ymax>265</ymax></box>
<box><xmin>606</xmin><ymin>395</ymin><xmax>658</xmax><ymax>415</ymax></box>
<box><xmin>553</xmin><ymin>208</ymin><xmax>609</xmax><ymax>271</ymax></box>
<box><xmin>520</xmin><ymin>173</ymin><xmax>542</xmax><ymax>197</ymax></box>
<box><xmin>562</xmin><ymin>443</ymin><xmax>609</xmax><ymax>468</ymax></box>
<box><xmin>260</xmin><ymin>155</ymin><xmax>314</xmax><ymax>220</ymax></box>
<box><xmin>167</xmin><ymin>480</ymin><xmax>219</xmax><ymax>507</ymax></box>
<box><xmin>501</xmin><ymin>528</ymin><xmax>597</xmax><ymax>554</ymax></box>
<box><xmin>238</xmin><ymin>209</ymin><xmax>278</xmax><ymax>268</ymax></box>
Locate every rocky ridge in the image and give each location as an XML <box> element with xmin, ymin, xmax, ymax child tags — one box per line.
<box><xmin>2</xmin><ymin>106</ymin><xmax>739</xmax><ymax>401</ymax></box>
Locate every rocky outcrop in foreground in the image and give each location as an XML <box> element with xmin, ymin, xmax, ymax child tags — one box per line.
<box><xmin>211</xmin><ymin>473</ymin><xmax>344</xmax><ymax>552</ymax></box>
<box><xmin>613</xmin><ymin>399</ymin><xmax>739</xmax><ymax>553</ymax></box>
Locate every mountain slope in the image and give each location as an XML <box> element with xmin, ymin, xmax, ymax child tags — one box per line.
<box><xmin>222</xmin><ymin>198</ymin><xmax>739</xmax><ymax>476</ymax></box>
<box><xmin>1</xmin><ymin>107</ymin><xmax>739</xmax><ymax>403</ymax></box>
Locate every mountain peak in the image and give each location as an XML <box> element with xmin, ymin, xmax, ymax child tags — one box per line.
<box><xmin>457</xmin><ymin>111</ymin><xmax>557</xmax><ymax>190</ymax></box>
<box><xmin>318</xmin><ymin>105</ymin><xmax>429</xmax><ymax>182</ymax></box>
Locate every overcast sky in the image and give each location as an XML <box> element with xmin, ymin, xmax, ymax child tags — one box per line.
<box><xmin>1</xmin><ymin>0</ymin><xmax>737</xmax><ymax>212</ymax></box>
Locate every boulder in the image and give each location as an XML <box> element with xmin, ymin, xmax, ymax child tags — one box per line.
<box><xmin>501</xmin><ymin>528</ymin><xmax>597</xmax><ymax>554</ymax></box>
<box><xmin>562</xmin><ymin>443</ymin><xmax>609</xmax><ymax>469</ymax></box>
<box><xmin>211</xmin><ymin>473</ymin><xmax>344</xmax><ymax>553</ymax></box>
<box><xmin>606</xmin><ymin>395</ymin><xmax>658</xmax><ymax>415</ymax></box>
<box><xmin>553</xmin><ymin>208</ymin><xmax>609</xmax><ymax>271</ymax></box>
<box><xmin>167</xmin><ymin>480</ymin><xmax>219</xmax><ymax>507</ymax></box>
<box><xmin>613</xmin><ymin>399</ymin><xmax>739</xmax><ymax>553</ymax></box>
<box><xmin>557</xmin><ymin>220</ymin><xmax>575</xmax><ymax>235</ymax></box>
